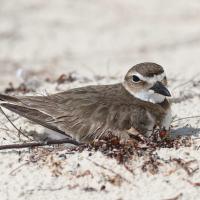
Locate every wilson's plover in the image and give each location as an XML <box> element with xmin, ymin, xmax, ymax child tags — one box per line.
<box><xmin>0</xmin><ymin>62</ymin><xmax>172</xmax><ymax>142</ymax></box>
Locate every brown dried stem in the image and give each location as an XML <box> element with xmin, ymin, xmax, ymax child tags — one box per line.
<box><xmin>0</xmin><ymin>138</ymin><xmax>81</xmax><ymax>150</ymax></box>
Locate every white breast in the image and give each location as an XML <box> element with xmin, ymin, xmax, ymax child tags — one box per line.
<box><xmin>146</xmin><ymin>108</ymin><xmax>172</xmax><ymax>137</ymax></box>
<box><xmin>145</xmin><ymin>111</ymin><xmax>156</xmax><ymax>137</ymax></box>
<box><xmin>161</xmin><ymin>108</ymin><xmax>172</xmax><ymax>130</ymax></box>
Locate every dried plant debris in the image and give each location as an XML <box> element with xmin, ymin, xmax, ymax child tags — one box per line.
<box><xmin>4</xmin><ymin>72</ymin><xmax>79</xmax><ymax>94</ymax></box>
<box><xmin>186</xmin><ymin>179</ymin><xmax>200</xmax><ymax>187</ymax></box>
<box><xmin>171</xmin><ymin>158</ymin><xmax>199</xmax><ymax>176</ymax></box>
<box><xmin>82</xmin><ymin>187</ymin><xmax>97</xmax><ymax>192</ymax></box>
<box><xmin>45</xmin><ymin>72</ymin><xmax>94</xmax><ymax>85</ymax></box>
<box><xmin>21</xmin><ymin>134</ymin><xmax>196</xmax><ymax>182</ymax></box>
<box><xmin>4</xmin><ymin>82</ymin><xmax>33</xmax><ymax>94</ymax></box>
<box><xmin>46</xmin><ymin>155</ymin><xmax>64</xmax><ymax>177</ymax></box>
<box><xmin>56</xmin><ymin>73</ymin><xmax>76</xmax><ymax>84</ymax></box>
<box><xmin>71</xmin><ymin>134</ymin><xmax>193</xmax><ymax>164</ymax></box>
<box><xmin>163</xmin><ymin>193</ymin><xmax>183</xmax><ymax>200</ymax></box>
<box><xmin>141</xmin><ymin>153</ymin><xmax>163</xmax><ymax>175</ymax></box>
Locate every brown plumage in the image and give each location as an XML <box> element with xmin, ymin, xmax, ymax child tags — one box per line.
<box><xmin>131</xmin><ymin>62</ymin><xmax>164</xmax><ymax>77</ymax></box>
<box><xmin>0</xmin><ymin>62</ymin><xmax>171</xmax><ymax>142</ymax></box>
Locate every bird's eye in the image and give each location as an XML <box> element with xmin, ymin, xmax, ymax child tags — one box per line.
<box><xmin>132</xmin><ymin>75</ymin><xmax>141</xmax><ymax>82</ymax></box>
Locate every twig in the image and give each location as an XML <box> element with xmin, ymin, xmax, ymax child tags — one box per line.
<box><xmin>0</xmin><ymin>107</ymin><xmax>32</xmax><ymax>140</ymax></box>
<box><xmin>172</xmin><ymin>73</ymin><xmax>200</xmax><ymax>91</ymax></box>
<box><xmin>163</xmin><ymin>193</ymin><xmax>183</xmax><ymax>200</ymax></box>
<box><xmin>26</xmin><ymin>185</ymin><xmax>69</xmax><ymax>193</ymax></box>
<box><xmin>172</xmin><ymin>158</ymin><xmax>199</xmax><ymax>176</ymax></box>
<box><xmin>87</xmin><ymin>158</ymin><xmax>131</xmax><ymax>184</ymax></box>
<box><xmin>0</xmin><ymin>138</ymin><xmax>81</xmax><ymax>150</ymax></box>
<box><xmin>172</xmin><ymin>116</ymin><xmax>200</xmax><ymax>123</ymax></box>
<box><xmin>185</xmin><ymin>179</ymin><xmax>200</xmax><ymax>187</ymax></box>
<box><xmin>9</xmin><ymin>162</ymin><xmax>29</xmax><ymax>176</ymax></box>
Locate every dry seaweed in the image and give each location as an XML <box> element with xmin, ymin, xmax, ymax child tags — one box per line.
<box><xmin>4</xmin><ymin>82</ymin><xmax>33</xmax><ymax>94</ymax></box>
<box><xmin>56</xmin><ymin>73</ymin><xmax>76</xmax><ymax>84</ymax></box>
<box><xmin>77</xmin><ymin>134</ymin><xmax>192</xmax><ymax>163</ymax></box>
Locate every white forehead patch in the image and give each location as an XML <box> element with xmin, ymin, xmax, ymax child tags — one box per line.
<box><xmin>133</xmin><ymin>72</ymin><xmax>166</xmax><ymax>84</ymax></box>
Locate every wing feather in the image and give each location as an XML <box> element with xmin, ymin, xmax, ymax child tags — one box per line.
<box><xmin>0</xmin><ymin>84</ymin><xmax>163</xmax><ymax>141</ymax></box>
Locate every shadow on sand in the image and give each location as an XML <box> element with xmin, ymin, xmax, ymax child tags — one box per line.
<box><xmin>171</xmin><ymin>127</ymin><xmax>200</xmax><ymax>137</ymax></box>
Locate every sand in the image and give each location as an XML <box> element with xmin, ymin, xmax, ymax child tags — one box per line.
<box><xmin>1</xmin><ymin>0</ymin><xmax>200</xmax><ymax>200</ymax></box>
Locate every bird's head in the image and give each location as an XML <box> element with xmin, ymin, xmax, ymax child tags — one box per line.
<box><xmin>123</xmin><ymin>62</ymin><xmax>171</xmax><ymax>104</ymax></box>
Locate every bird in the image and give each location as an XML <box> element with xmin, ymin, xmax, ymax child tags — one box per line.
<box><xmin>0</xmin><ymin>62</ymin><xmax>172</xmax><ymax>142</ymax></box>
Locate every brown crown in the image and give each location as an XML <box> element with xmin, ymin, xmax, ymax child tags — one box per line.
<box><xmin>130</xmin><ymin>62</ymin><xmax>164</xmax><ymax>77</ymax></box>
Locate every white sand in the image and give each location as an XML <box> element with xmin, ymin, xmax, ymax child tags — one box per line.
<box><xmin>1</xmin><ymin>0</ymin><xmax>200</xmax><ymax>199</ymax></box>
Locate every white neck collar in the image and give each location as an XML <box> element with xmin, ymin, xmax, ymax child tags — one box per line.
<box><xmin>133</xmin><ymin>90</ymin><xmax>165</xmax><ymax>103</ymax></box>
<box><xmin>123</xmin><ymin>83</ymin><xmax>165</xmax><ymax>104</ymax></box>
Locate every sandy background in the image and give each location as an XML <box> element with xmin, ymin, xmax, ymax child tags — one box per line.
<box><xmin>1</xmin><ymin>0</ymin><xmax>200</xmax><ymax>200</ymax></box>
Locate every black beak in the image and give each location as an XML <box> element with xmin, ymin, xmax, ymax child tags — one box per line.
<box><xmin>150</xmin><ymin>81</ymin><xmax>171</xmax><ymax>97</ymax></box>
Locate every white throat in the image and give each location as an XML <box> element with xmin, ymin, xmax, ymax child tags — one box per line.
<box><xmin>123</xmin><ymin>83</ymin><xmax>166</xmax><ymax>104</ymax></box>
<box><xmin>133</xmin><ymin>90</ymin><xmax>165</xmax><ymax>104</ymax></box>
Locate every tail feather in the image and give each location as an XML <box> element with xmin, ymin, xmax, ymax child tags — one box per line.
<box><xmin>1</xmin><ymin>103</ymin><xmax>66</xmax><ymax>135</ymax></box>
<box><xmin>0</xmin><ymin>94</ymin><xmax>19</xmax><ymax>102</ymax></box>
